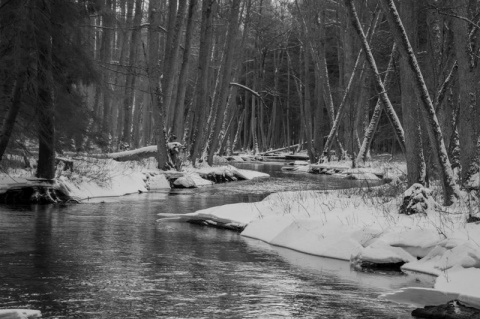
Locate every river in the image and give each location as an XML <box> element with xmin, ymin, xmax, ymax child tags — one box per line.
<box><xmin>0</xmin><ymin>162</ymin><xmax>429</xmax><ymax>318</ymax></box>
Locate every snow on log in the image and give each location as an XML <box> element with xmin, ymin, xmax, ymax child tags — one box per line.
<box><xmin>258</xmin><ymin>143</ymin><xmax>303</xmax><ymax>155</ymax></box>
<box><xmin>107</xmin><ymin>143</ymin><xmax>182</xmax><ymax>162</ymax></box>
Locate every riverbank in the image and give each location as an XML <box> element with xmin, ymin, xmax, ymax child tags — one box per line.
<box><xmin>0</xmin><ymin>156</ymin><xmax>269</xmax><ymax>203</ymax></box>
<box><xmin>2</xmin><ymin>154</ymin><xmax>479</xmax><ymax>314</ymax></box>
<box><xmin>158</xmin><ymin>162</ymin><xmax>480</xmax><ymax>313</ymax></box>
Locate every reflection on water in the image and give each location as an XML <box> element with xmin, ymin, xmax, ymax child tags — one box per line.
<box><xmin>0</xmin><ymin>164</ymin><xmax>422</xmax><ymax>318</ymax></box>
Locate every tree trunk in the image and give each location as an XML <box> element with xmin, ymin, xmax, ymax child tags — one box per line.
<box><xmin>207</xmin><ymin>0</ymin><xmax>241</xmax><ymax>165</ymax></box>
<box><xmin>450</xmin><ymin>0</ymin><xmax>479</xmax><ymax>184</ymax></box>
<box><xmin>164</xmin><ymin>0</ymin><xmax>188</xmax><ymax>131</ymax></box>
<box><xmin>121</xmin><ymin>0</ymin><xmax>142</xmax><ymax>146</ymax></box>
<box><xmin>380</xmin><ymin>0</ymin><xmax>461</xmax><ymax>204</ymax></box>
<box><xmin>147</xmin><ymin>0</ymin><xmax>169</xmax><ymax>169</ymax></box>
<box><xmin>114</xmin><ymin>0</ymin><xmax>133</xmax><ymax>146</ymax></box>
<box><xmin>345</xmin><ymin>0</ymin><xmax>406</xmax><ymax>156</ymax></box>
<box><xmin>36</xmin><ymin>0</ymin><xmax>55</xmax><ymax>179</ymax></box>
<box><xmin>172</xmin><ymin>0</ymin><xmax>198</xmax><ymax>141</ymax></box>
<box><xmin>101</xmin><ymin>0</ymin><xmax>114</xmax><ymax>143</ymax></box>
<box><xmin>0</xmin><ymin>72</ymin><xmax>26</xmax><ymax>161</ymax></box>
<box><xmin>190</xmin><ymin>0</ymin><xmax>216</xmax><ymax>164</ymax></box>
<box><xmin>356</xmin><ymin>44</ymin><xmax>397</xmax><ymax>163</ymax></box>
<box><xmin>322</xmin><ymin>48</ymin><xmax>363</xmax><ymax>156</ymax></box>
<box><xmin>399</xmin><ymin>0</ymin><xmax>426</xmax><ymax>186</ymax></box>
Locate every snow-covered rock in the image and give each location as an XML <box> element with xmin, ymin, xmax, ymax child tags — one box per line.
<box><xmin>352</xmin><ymin>239</ymin><xmax>416</xmax><ymax>266</ymax></box>
<box><xmin>173</xmin><ymin>173</ymin><xmax>213</xmax><ymax>188</ymax></box>
<box><xmin>466</xmin><ymin>172</ymin><xmax>480</xmax><ymax>190</ymax></box>
<box><xmin>400</xmin><ymin>183</ymin><xmax>438</xmax><ymax>215</ymax></box>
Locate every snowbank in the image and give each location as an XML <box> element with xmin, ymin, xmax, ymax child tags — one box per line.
<box><xmin>0</xmin><ymin>309</ymin><xmax>41</xmax><ymax>318</ymax></box>
<box><xmin>1</xmin><ymin>158</ymin><xmax>268</xmax><ymax>201</ymax></box>
<box><xmin>164</xmin><ymin>187</ymin><xmax>480</xmax><ymax>309</ymax></box>
<box><xmin>57</xmin><ymin>158</ymin><xmax>170</xmax><ymax>200</ymax></box>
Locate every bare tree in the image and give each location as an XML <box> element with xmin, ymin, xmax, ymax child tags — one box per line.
<box><xmin>379</xmin><ymin>0</ymin><xmax>461</xmax><ymax>204</ymax></box>
<box><xmin>344</xmin><ymin>0</ymin><xmax>406</xmax><ymax>159</ymax></box>
<box><xmin>146</xmin><ymin>0</ymin><xmax>169</xmax><ymax>169</ymax></box>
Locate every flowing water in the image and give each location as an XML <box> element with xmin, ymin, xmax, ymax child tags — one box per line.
<box><xmin>0</xmin><ymin>163</ymin><xmax>429</xmax><ymax>318</ymax></box>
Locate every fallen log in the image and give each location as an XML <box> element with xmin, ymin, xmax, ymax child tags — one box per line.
<box><xmin>106</xmin><ymin>143</ymin><xmax>183</xmax><ymax>162</ymax></box>
<box><xmin>258</xmin><ymin>143</ymin><xmax>306</xmax><ymax>155</ymax></box>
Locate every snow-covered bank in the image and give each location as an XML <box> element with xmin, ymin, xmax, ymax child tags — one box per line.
<box><xmin>56</xmin><ymin>158</ymin><xmax>169</xmax><ymax>200</ymax></box>
<box><xmin>159</xmin><ymin>182</ymin><xmax>480</xmax><ymax>310</ymax></box>
<box><xmin>0</xmin><ymin>309</ymin><xmax>41</xmax><ymax>319</ymax></box>
<box><xmin>0</xmin><ymin>157</ymin><xmax>269</xmax><ymax>202</ymax></box>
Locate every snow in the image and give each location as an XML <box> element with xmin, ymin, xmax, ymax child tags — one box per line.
<box><xmin>2</xmin><ymin>154</ymin><xmax>478</xmax><ymax>309</ymax></box>
<box><xmin>235</xmin><ymin>168</ymin><xmax>269</xmax><ymax>179</ymax></box>
<box><xmin>0</xmin><ymin>158</ymin><xmax>267</xmax><ymax>200</ymax></box>
<box><xmin>164</xmin><ymin>185</ymin><xmax>480</xmax><ymax>309</ymax></box>
<box><xmin>173</xmin><ymin>172</ymin><xmax>214</xmax><ymax>188</ymax></box>
<box><xmin>107</xmin><ymin>145</ymin><xmax>157</xmax><ymax>159</ymax></box>
<box><xmin>56</xmin><ymin>158</ymin><xmax>170</xmax><ymax>200</ymax></box>
<box><xmin>0</xmin><ymin>309</ymin><xmax>41</xmax><ymax>318</ymax></box>
<box><xmin>467</xmin><ymin>172</ymin><xmax>480</xmax><ymax>189</ymax></box>
<box><xmin>346</xmin><ymin>172</ymin><xmax>381</xmax><ymax>180</ymax></box>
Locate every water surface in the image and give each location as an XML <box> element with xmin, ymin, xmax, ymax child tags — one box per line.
<box><xmin>0</xmin><ymin>163</ymin><xmax>428</xmax><ymax>318</ymax></box>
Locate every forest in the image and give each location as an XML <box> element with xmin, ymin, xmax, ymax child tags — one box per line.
<box><xmin>0</xmin><ymin>0</ymin><xmax>479</xmax><ymax>205</ymax></box>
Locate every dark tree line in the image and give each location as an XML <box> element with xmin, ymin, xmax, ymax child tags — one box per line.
<box><xmin>1</xmin><ymin>0</ymin><xmax>479</xmax><ymax>204</ymax></box>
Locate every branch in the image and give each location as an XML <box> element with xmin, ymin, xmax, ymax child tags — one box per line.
<box><xmin>432</xmin><ymin>8</ymin><xmax>480</xmax><ymax>30</ymax></box>
<box><xmin>86</xmin><ymin>24</ymin><xmax>168</xmax><ymax>33</ymax></box>
<box><xmin>229</xmin><ymin>82</ymin><xmax>260</xmax><ymax>97</ymax></box>
<box><xmin>435</xmin><ymin>60</ymin><xmax>457</xmax><ymax>112</ymax></box>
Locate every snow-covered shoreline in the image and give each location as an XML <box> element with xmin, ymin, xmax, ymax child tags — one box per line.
<box><xmin>2</xmin><ymin>155</ymin><xmax>479</xmax><ymax>312</ymax></box>
<box><xmin>158</xmin><ymin>180</ymin><xmax>480</xmax><ymax>311</ymax></box>
<box><xmin>0</xmin><ymin>157</ymin><xmax>269</xmax><ymax>202</ymax></box>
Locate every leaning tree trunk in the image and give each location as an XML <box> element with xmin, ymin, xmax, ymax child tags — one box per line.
<box><xmin>190</xmin><ymin>0</ymin><xmax>216</xmax><ymax>165</ymax></box>
<box><xmin>207</xmin><ymin>0</ymin><xmax>241</xmax><ymax>165</ymax></box>
<box><xmin>345</xmin><ymin>0</ymin><xmax>406</xmax><ymax>158</ymax></box>
<box><xmin>379</xmin><ymin>0</ymin><xmax>461</xmax><ymax>204</ymax></box>
<box><xmin>322</xmin><ymin>48</ymin><xmax>363</xmax><ymax>156</ymax></box>
<box><xmin>316</xmin><ymin>3</ymin><xmax>344</xmax><ymax>157</ymax></box>
<box><xmin>356</xmin><ymin>44</ymin><xmax>397</xmax><ymax>163</ymax></box>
